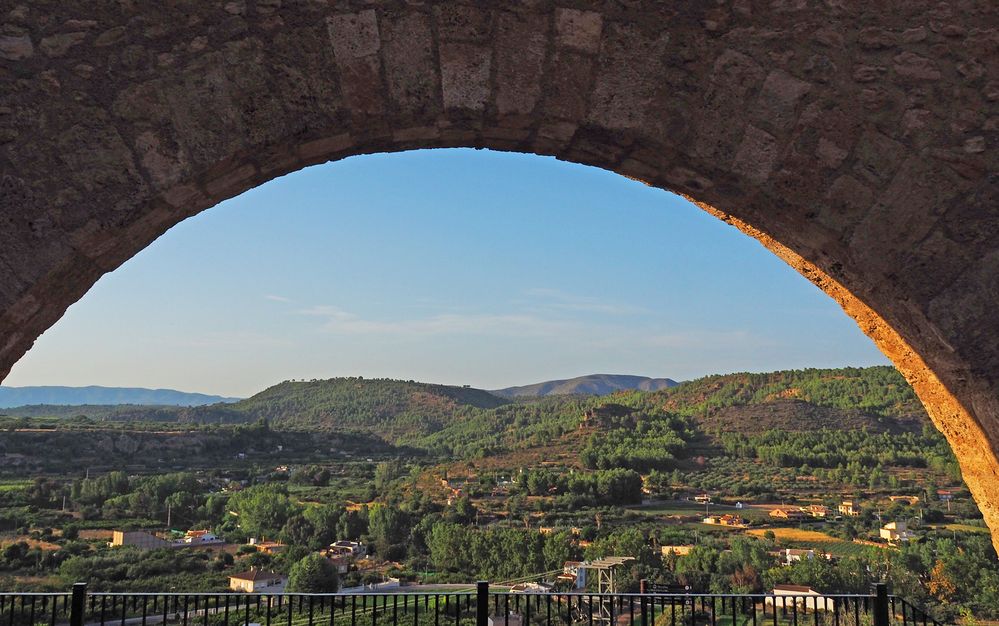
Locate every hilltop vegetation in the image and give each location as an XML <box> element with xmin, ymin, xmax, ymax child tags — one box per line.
<box><xmin>176</xmin><ymin>378</ymin><xmax>508</xmax><ymax>439</ymax></box>
<box><xmin>656</xmin><ymin>366</ymin><xmax>923</xmax><ymax>425</ymax></box>
<box><xmin>4</xmin><ymin>367</ymin><xmax>925</xmax><ymax>445</ymax></box>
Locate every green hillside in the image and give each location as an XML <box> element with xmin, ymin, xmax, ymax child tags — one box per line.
<box><xmin>6</xmin><ymin>367</ymin><xmax>934</xmax><ymax>453</ymax></box>
<box><xmin>176</xmin><ymin>377</ymin><xmax>508</xmax><ymax>439</ymax></box>
<box><xmin>649</xmin><ymin>366</ymin><xmax>925</xmax><ymax>429</ymax></box>
<box><xmin>412</xmin><ymin>366</ymin><xmax>934</xmax><ymax>463</ymax></box>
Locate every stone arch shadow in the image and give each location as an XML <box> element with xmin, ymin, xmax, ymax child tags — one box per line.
<box><xmin>0</xmin><ymin>3</ymin><xmax>996</xmax><ymax>548</ymax></box>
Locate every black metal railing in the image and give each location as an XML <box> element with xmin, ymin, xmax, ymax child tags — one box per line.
<box><xmin>0</xmin><ymin>583</ymin><xmax>946</xmax><ymax>626</ymax></box>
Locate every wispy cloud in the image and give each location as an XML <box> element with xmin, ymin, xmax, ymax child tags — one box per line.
<box><xmin>524</xmin><ymin>288</ymin><xmax>649</xmax><ymax>316</ymax></box>
<box><xmin>300</xmin><ymin>305</ymin><xmax>577</xmax><ymax>337</ymax></box>
<box><xmin>265</xmin><ymin>294</ymin><xmax>293</xmax><ymax>303</ymax></box>
<box><xmin>170</xmin><ymin>331</ymin><xmax>295</xmax><ymax>349</ymax></box>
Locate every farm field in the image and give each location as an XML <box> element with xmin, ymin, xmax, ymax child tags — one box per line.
<box><xmin>747</xmin><ymin>527</ymin><xmax>879</xmax><ymax>558</ymax></box>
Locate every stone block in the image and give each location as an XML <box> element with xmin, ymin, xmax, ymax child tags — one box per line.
<box><xmin>544</xmin><ymin>50</ymin><xmax>594</xmax><ymax>121</ymax></box>
<box><xmin>852</xmin><ymin>129</ymin><xmax>905</xmax><ymax>184</ymax></box>
<box><xmin>439</xmin><ymin>42</ymin><xmax>491</xmax><ymax>111</ymax></box>
<box><xmin>328</xmin><ymin>10</ymin><xmax>380</xmax><ymax>60</ymax></box>
<box><xmin>732</xmin><ymin>125</ymin><xmax>778</xmax><ymax>184</ymax></box>
<box><xmin>0</xmin><ymin>34</ymin><xmax>33</xmax><ymax>60</ymax></box>
<box><xmin>751</xmin><ymin>69</ymin><xmax>811</xmax><ymax>132</ymax></box>
<box><xmin>381</xmin><ymin>11</ymin><xmax>440</xmax><ymax>116</ymax></box>
<box><xmin>588</xmin><ymin>22</ymin><xmax>669</xmax><ymax>131</ymax></box>
<box><xmin>494</xmin><ymin>11</ymin><xmax>547</xmax><ymax>117</ymax></box>
<box><xmin>554</xmin><ymin>8</ymin><xmax>602</xmax><ymax>53</ymax></box>
<box><xmin>434</xmin><ymin>4</ymin><xmax>492</xmax><ymax>42</ymax></box>
<box><xmin>39</xmin><ymin>32</ymin><xmax>86</xmax><ymax>57</ymax></box>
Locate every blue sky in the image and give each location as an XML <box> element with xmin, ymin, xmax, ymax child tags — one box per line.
<box><xmin>3</xmin><ymin>149</ymin><xmax>888</xmax><ymax>397</ymax></box>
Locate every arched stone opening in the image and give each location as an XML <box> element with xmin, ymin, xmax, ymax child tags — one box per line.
<box><xmin>1</xmin><ymin>2</ymin><xmax>996</xmax><ymax>548</ymax></box>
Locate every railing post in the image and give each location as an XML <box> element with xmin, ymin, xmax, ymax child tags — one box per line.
<box><xmin>872</xmin><ymin>583</ymin><xmax>889</xmax><ymax>626</ymax></box>
<box><xmin>70</xmin><ymin>582</ymin><xmax>87</xmax><ymax>626</ymax></box>
<box><xmin>477</xmin><ymin>581</ymin><xmax>489</xmax><ymax>626</ymax></box>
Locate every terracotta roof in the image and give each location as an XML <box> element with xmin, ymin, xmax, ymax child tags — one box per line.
<box><xmin>230</xmin><ymin>570</ymin><xmax>283</xmax><ymax>582</ymax></box>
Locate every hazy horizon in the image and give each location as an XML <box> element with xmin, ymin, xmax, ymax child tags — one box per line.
<box><xmin>2</xmin><ymin>149</ymin><xmax>889</xmax><ymax>397</ymax></box>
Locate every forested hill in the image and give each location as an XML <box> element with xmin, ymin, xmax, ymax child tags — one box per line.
<box><xmin>413</xmin><ymin>366</ymin><xmax>932</xmax><ymax>458</ymax></box>
<box><xmin>2</xmin><ymin>368</ymin><xmax>932</xmax><ymax>452</ymax></box>
<box><xmin>173</xmin><ymin>378</ymin><xmax>509</xmax><ymax>439</ymax></box>
<box><xmin>647</xmin><ymin>366</ymin><xmax>927</xmax><ymax>433</ymax></box>
<box><xmin>491</xmin><ymin>374</ymin><xmax>678</xmax><ymax>398</ymax></box>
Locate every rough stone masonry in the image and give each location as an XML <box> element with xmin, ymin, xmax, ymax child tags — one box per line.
<box><xmin>0</xmin><ymin>1</ymin><xmax>998</xmax><ymax>548</ymax></box>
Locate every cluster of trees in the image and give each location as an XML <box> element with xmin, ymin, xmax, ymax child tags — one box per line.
<box><xmin>414</xmin><ymin>396</ymin><xmax>584</xmax><ymax>458</ymax></box>
<box><xmin>69</xmin><ymin>471</ymin><xmax>225</xmax><ymax>528</ymax></box>
<box><xmin>580</xmin><ymin>416</ymin><xmax>692</xmax><ymax>472</ymax></box>
<box><xmin>427</xmin><ymin>523</ymin><xmax>578</xmax><ymax>580</ymax></box>
<box><xmin>719</xmin><ymin>428</ymin><xmax>958</xmax><ymax>473</ymax></box>
<box><xmin>655</xmin><ymin>366</ymin><xmax>923</xmax><ymax>419</ymax></box>
<box><xmin>515</xmin><ymin>468</ymin><xmax>643</xmax><ymax>505</ymax></box>
<box><xmin>221</xmin><ymin>485</ymin><xmax>368</xmax><ymax>549</ymax></box>
<box><xmin>58</xmin><ymin>548</ymin><xmax>230</xmax><ymax>592</ymax></box>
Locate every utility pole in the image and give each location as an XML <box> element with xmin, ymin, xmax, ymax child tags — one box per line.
<box><xmin>167</xmin><ymin>503</ymin><xmax>171</xmax><ymax>529</ymax></box>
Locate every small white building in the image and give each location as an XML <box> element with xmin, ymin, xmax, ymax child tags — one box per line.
<box><xmin>880</xmin><ymin>521</ymin><xmax>913</xmax><ymax>544</ymax></box>
<box><xmin>328</xmin><ymin>540</ymin><xmax>367</xmax><ymax>557</ymax></box>
<box><xmin>838</xmin><ymin>501</ymin><xmax>860</xmax><ymax>516</ymax></box>
<box><xmin>784</xmin><ymin>548</ymin><xmax>815</xmax><ymax>566</ymax></box>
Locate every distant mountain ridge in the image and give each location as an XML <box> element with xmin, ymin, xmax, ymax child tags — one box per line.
<box><xmin>492</xmin><ymin>374</ymin><xmax>679</xmax><ymax>398</ymax></box>
<box><xmin>0</xmin><ymin>386</ymin><xmax>240</xmax><ymax>409</ymax></box>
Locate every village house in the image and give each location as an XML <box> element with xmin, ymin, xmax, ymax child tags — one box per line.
<box><xmin>109</xmin><ymin>530</ymin><xmax>171</xmax><ymax>550</ymax></box>
<box><xmin>248</xmin><ymin>538</ymin><xmax>287</xmax><ymax>554</ymax></box>
<box><xmin>229</xmin><ymin>569</ymin><xmax>287</xmax><ymax>593</ymax></box>
<box><xmin>770</xmin><ymin>508</ymin><xmax>810</xmax><ymax>522</ymax></box>
<box><xmin>838</xmin><ymin>501</ymin><xmax>860</xmax><ymax>516</ymax></box>
<box><xmin>327</xmin><ymin>540</ymin><xmax>366</xmax><ymax>558</ymax></box>
<box><xmin>661</xmin><ymin>546</ymin><xmax>695</xmax><ymax>557</ymax></box>
<box><xmin>880</xmin><ymin>521</ymin><xmax>913</xmax><ymax>544</ymax></box>
<box><xmin>783</xmin><ymin>548</ymin><xmax>816</xmax><ymax>566</ymax></box>
<box><xmin>800</xmin><ymin>504</ymin><xmax>829</xmax><ymax>518</ymax></box>
<box><xmin>703</xmin><ymin>514</ymin><xmax>746</xmax><ymax>527</ymax></box>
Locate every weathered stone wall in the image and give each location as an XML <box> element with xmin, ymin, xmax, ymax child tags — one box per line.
<box><xmin>1</xmin><ymin>1</ymin><xmax>998</xmax><ymax>546</ymax></box>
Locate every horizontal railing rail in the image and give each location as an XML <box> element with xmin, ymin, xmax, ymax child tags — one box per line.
<box><xmin>0</xmin><ymin>583</ymin><xmax>946</xmax><ymax>626</ymax></box>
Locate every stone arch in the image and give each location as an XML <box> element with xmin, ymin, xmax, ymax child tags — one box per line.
<box><xmin>1</xmin><ymin>2</ymin><xmax>997</xmax><ymax>547</ymax></box>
